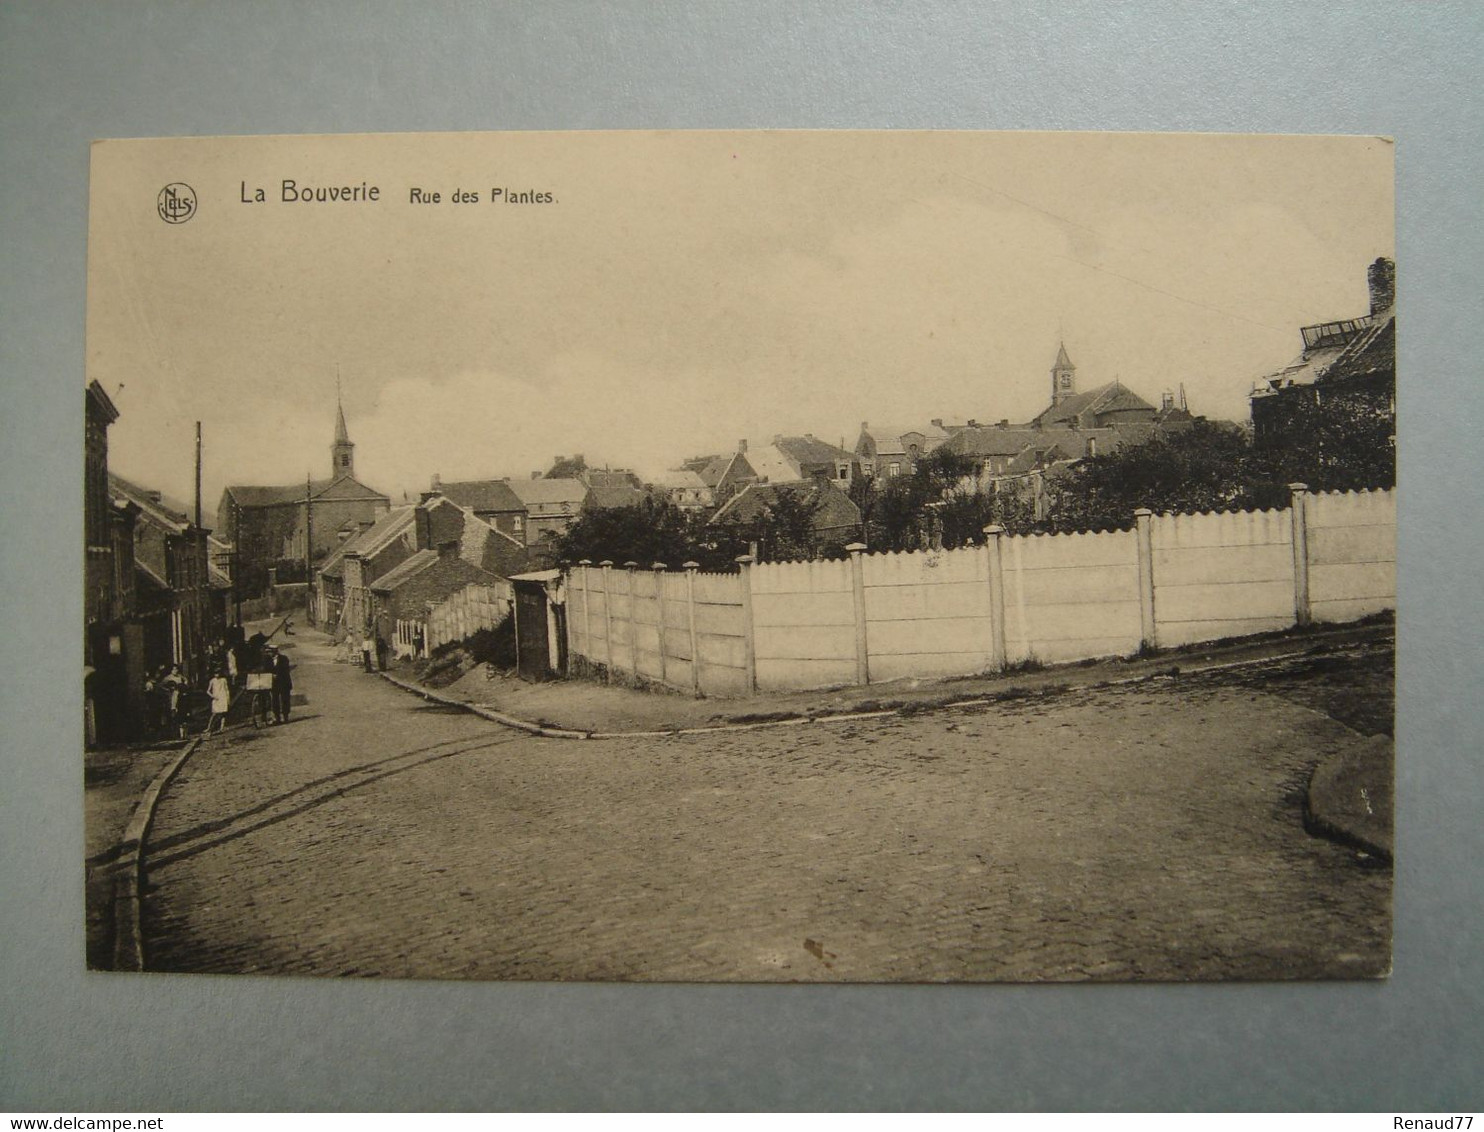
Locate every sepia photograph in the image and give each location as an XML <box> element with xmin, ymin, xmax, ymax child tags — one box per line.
<box><xmin>83</xmin><ymin>129</ymin><xmax>1395</xmax><ymax>982</ymax></box>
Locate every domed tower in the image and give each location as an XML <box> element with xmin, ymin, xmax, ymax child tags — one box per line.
<box><xmin>331</xmin><ymin>399</ymin><xmax>354</xmax><ymax>479</ymax></box>
<box><xmin>1051</xmin><ymin>342</ymin><xmax>1077</xmax><ymax>407</ymax></box>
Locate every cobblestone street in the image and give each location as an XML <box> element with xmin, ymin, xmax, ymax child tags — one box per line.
<box><xmin>140</xmin><ymin>632</ymin><xmax>1391</xmax><ymax>981</ymax></box>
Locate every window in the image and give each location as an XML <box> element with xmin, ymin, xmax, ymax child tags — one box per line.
<box><xmin>888</xmin><ymin>462</ymin><xmax>901</xmax><ymax>477</ymax></box>
<box><xmin>513</xmin><ymin>515</ymin><xmax>525</xmax><ymax>535</ymax></box>
<box><xmin>340</xmin><ymin>455</ymin><xmax>350</xmax><ymax>468</ymax></box>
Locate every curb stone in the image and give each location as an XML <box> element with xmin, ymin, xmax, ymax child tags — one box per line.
<box><xmin>112</xmin><ymin>736</ymin><xmax>202</xmax><ymax>972</ymax></box>
<box><xmin>379</xmin><ymin>637</ymin><xmax>1388</xmax><ymax>743</ymax></box>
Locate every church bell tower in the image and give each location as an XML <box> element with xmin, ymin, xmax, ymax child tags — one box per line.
<box><xmin>1051</xmin><ymin>342</ymin><xmax>1077</xmax><ymax>407</ymax></box>
<box><xmin>331</xmin><ymin>399</ymin><xmax>354</xmax><ymax>479</ymax></box>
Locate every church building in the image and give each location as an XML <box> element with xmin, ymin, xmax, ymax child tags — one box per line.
<box><xmin>218</xmin><ymin>402</ymin><xmax>390</xmax><ymax>599</ymax></box>
<box><xmin>1029</xmin><ymin>343</ymin><xmax>1161</xmax><ymax>431</ymax></box>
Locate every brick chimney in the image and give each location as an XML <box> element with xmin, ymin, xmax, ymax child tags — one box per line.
<box><xmin>430</xmin><ymin>472</ymin><xmax>441</xmax><ymax>489</ymax></box>
<box><xmin>738</xmin><ymin>438</ymin><xmax>748</xmax><ymax>453</ymax></box>
<box><xmin>1368</xmin><ymin>257</ymin><xmax>1395</xmax><ymax>315</ymax></box>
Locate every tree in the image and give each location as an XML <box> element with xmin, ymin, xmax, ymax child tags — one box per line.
<box><xmin>545</xmin><ymin>454</ymin><xmax>589</xmax><ymax>480</ymax></box>
<box><xmin>1044</xmin><ymin>420</ymin><xmax>1273</xmax><ymax>531</ymax></box>
<box><xmin>554</xmin><ymin>496</ymin><xmax>696</xmax><ymax>566</ymax></box>
<box><xmin>1263</xmin><ymin>384</ymin><xmax>1394</xmax><ymax>494</ymax></box>
<box><xmin>862</xmin><ymin>448</ymin><xmax>991</xmax><ymax>550</ymax></box>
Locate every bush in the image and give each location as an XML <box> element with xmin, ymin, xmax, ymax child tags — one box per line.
<box><xmin>466</xmin><ymin>615</ymin><xmax>517</xmax><ymax>670</ymax></box>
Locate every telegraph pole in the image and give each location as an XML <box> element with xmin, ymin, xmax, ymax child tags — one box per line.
<box><xmin>305</xmin><ymin>471</ymin><xmax>314</xmax><ymax>621</ymax></box>
<box><xmin>194</xmin><ymin>421</ymin><xmax>203</xmax><ymax>529</ymax></box>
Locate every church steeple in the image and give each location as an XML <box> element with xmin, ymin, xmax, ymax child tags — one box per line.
<box><xmin>331</xmin><ymin>397</ymin><xmax>354</xmax><ymax>479</ymax></box>
<box><xmin>1051</xmin><ymin>342</ymin><xmax>1077</xmax><ymax>406</ymax></box>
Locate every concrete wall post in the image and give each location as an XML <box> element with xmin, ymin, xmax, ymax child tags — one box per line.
<box><xmin>846</xmin><ymin>542</ymin><xmax>870</xmax><ymax>685</ymax></box>
<box><xmin>599</xmin><ymin>560</ymin><xmax>614</xmax><ymax>679</ymax></box>
<box><xmin>982</xmin><ymin>525</ymin><xmax>1008</xmax><ymax>670</ymax></box>
<box><xmin>624</xmin><ymin>562</ymin><xmax>640</xmax><ymax>683</ymax></box>
<box><xmin>652</xmin><ymin>562</ymin><xmax>669</xmax><ymax>685</ymax></box>
<box><xmin>1134</xmin><ymin>508</ymin><xmax>1156</xmax><ymax>650</ymax></box>
<box><xmin>577</xmin><ymin>560</ymin><xmax>592</xmax><ymax>664</ymax></box>
<box><xmin>683</xmin><ymin>561</ymin><xmax>701</xmax><ymax>695</ymax></box>
<box><xmin>1289</xmin><ymin>483</ymin><xmax>1312</xmax><ymax>627</ymax></box>
<box><xmin>735</xmin><ymin>554</ymin><xmax>757</xmax><ymax>694</ymax></box>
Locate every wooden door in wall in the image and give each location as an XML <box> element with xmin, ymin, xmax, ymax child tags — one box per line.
<box><xmin>514</xmin><ymin>582</ymin><xmax>550</xmax><ymax>683</ymax></box>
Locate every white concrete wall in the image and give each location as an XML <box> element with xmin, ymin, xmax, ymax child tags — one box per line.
<box><xmin>691</xmin><ymin>571</ymin><xmax>749</xmax><ymax>696</ymax></box>
<box><xmin>1306</xmin><ymin>489</ymin><xmax>1396</xmax><ymax>623</ymax></box>
<box><xmin>751</xmin><ymin>558</ymin><xmax>856</xmax><ymax>691</ymax></box>
<box><xmin>562</xmin><ymin>488</ymin><xmax>1395</xmax><ymax>696</ymax></box>
<box><xmin>1002</xmin><ymin>529</ymin><xmax>1143</xmax><ymax>663</ymax></box>
<box><xmin>1151</xmin><ymin>508</ymin><xmax>1294</xmax><ymax>647</ymax></box>
<box><xmin>567</xmin><ymin>564</ymin><xmax>749</xmax><ymax>696</ymax></box>
<box><xmin>862</xmin><ymin>546</ymin><xmax>995</xmax><ymax>681</ymax></box>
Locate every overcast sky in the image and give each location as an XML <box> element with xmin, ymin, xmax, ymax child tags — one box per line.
<box><xmin>88</xmin><ymin>130</ymin><xmax>1393</xmax><ymax>510</ymax></box>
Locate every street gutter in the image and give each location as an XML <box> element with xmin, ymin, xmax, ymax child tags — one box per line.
<box><xmin>112</xmin><ymin>736</ymin><xmax>202</xmax><ymax>972</ymax></box>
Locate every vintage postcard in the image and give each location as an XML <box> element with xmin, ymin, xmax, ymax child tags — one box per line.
<box><xmin>84</xmin><ymin>130</ymin><xmax>1394</xmax><ymax>981</ymax></box>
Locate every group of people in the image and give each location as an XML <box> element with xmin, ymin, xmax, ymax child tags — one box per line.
<box><xmin>143</xmin><ymin>664</ymin><xmax>190</xmax><ymax>738</ymax></box>
<box><xmin>143</xmin><ymin>630</ymin><xmax>294</xmax><ymax>739</ymax></box>
<box><xmin>358</xmin><ymin>630</ymin><xmax>390</xmax><ymax>673</ymax></box>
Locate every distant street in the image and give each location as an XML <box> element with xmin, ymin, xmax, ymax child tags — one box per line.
<box><xmin>141</xmin><ymin>632</ymin><xmax>1390</xmax><ymax>981</ymax></box>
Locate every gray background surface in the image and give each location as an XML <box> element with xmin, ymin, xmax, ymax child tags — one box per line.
<box><xmin>2</xmin><ymin>0</ymin><xmax>1480</xmax><ymax>1112</ymax></box>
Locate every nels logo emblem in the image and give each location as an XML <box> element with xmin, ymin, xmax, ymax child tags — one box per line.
<box><xmin>157</xmin><ymin>182</ymin><xmax>197</xmax><ymax>224</ymax></box>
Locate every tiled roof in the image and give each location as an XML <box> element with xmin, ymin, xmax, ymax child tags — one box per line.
<box><xmin>353</xmin><ymin>506</ymin><xmax>417</xmax><ymax>557</ymax></box>
<box><xmin>1033</xmin><ymin>381</ymin><xmax>1155</xmax><ymax>428</ymax></box>
<box><xmin>510</xmin><ymin>478</ymin><xmax>588</xmax><ymax>507</ymax></box>
<box><xmin>709</xmin><ymin>480</ymin><xmax>862</xmax><ymax>530</ymax></box>
<box><xmin>435</xmin><ymin>479</ymin><xmax>525</xmax><ymax>514</ymax></box>
<box><xmin>656</xmin><ymin>468</ymin><xmax>709</xmax><ymax>491</ymax></box>
<box><xmin>109</xmin><ymin>473</ymin><xmax>190</xmax><ymax>531</ymax></box>
<box><xmin>1251</xmin><ymin>308</ymin><xmax>1394</xmax><ymax>398</ymax></box>
<box><xmin>368</xmin><ymin>549</ymin><xmax>438</xmax><ymax>592</ymax></box>
<box><xmin>222</xmin><ymin>479</ymin><xmax>333</xmax><ymax>507</ymax></box>
<box><xmin>319</xmin><ymin>507</ymin><xmax>415</xmax><ymax>578</ymax></box>
<box><xmin>584</xmin><ymin>469</ymin><xmax>643</xmax><ymax>490</ymax></box>
<box><xmin>942</xmin><ymin>428</ymin><xmax>1043</xmax><ymax>459</ymax></box>
<box><xmin>773</xmin><ymin>435</ymin><xmax>856</xmax><ymax>466</ymax></box>
<box><xmin>223</xmin><ymin>474</ymin><xmax>387</xmax><ymax>508</ymax></box>
<box><xmin>1324</xmin><ymin>314</ymin><xmax>1394</xmax><ymax>384</ymax></box>
<box><xmin>944</xmin><ymin>426</ymin><xmax>1121</xmax><ymax>461</ymax></box>
<box><xmin>585</xmin><ymin>483</ymin><xmax>649</xmax><ymax>510</ymax></box>
<box><xmin>698</xmin><ymin>451</ymin><xmax>756</xmax><ymax>488</ymax></box>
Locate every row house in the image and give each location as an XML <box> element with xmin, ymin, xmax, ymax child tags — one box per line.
<box><xmin>85</xmin><ymin>382</ymin><xmax>138</xmax><ymax>745</ymax></box>
<box><xmin>432</xmin><ymin>475</ymin><xmax>586</xmax><ymax>548</ymax></box>
<box><xmin>854</xmin><ymin>420</ymin><xmax>952</xmax><ymax>478</ymax></box>
<box><xmin>654</xmin><ymin>468</ymin><xmax>714</xmax><ymax>512</ymax></box>
<box><xmin>747</xmin><ymin>434</ymin><xmax>861</xmax><ymax>487</ymax></box>
<box><xmin>320</xmin><ymin>491</ymin><xmax>527</xmax><ymax>642</ymax></box>
<box><xmin>108</xmin><ymin>473</ymin><xmax>230</xmax><ymax>687</ymax></box>
<box><xmin>367</xmin><ymin>493</ymin><xmax>525</xmax><ymax>651</ymax></box>
<box><xmin>317</xmin><ymin>506</ymin><xmax>418</xmax><ymax>630</ymax></box>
